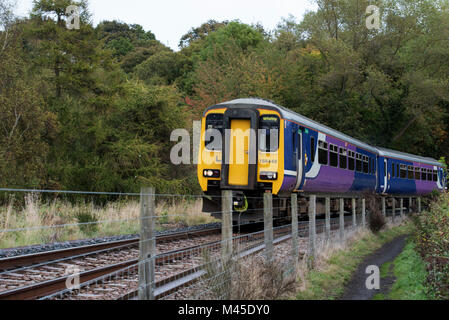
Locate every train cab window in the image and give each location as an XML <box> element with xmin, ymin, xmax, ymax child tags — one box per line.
<box><xmin>329</xmin><ymin>144</ymin><xmax>338</xmax><ymax>167</ymax></box>
<box><xmin>433</xmin><ymin>170</ymin><xmax>438</xmax><ymax>182</ymax></box>
<box><xmin>318</xmin><ymin>140</ymin><xmax>328</xmax><ymax>165</ymax></box>
<box><xmin>205</xmin><ymin>114</ymin><xmax>224</xmax><ymax>151</ymax></box>
<box><xmin>348</xmin><ymin>151</ymin><xmax>355</xmax><ymax>171</ymax></box>
<box><xmin>427</xmin><ymin>169</ymin><xmax>432</xmax><ymax>181</ymax></box>
<box><xmin>356</xmin><ymin>154</ymin><xmax>362</xmax><ymax>172</ymax></box>
<box><xmin>415</xmin><ymin>167</ymin><xmax>420</xmax><ymax>180</ymax></box>
<box><xmin>259</xmin><ymin>116</ymin><xmax>280</xmax><ymax>152</ymax></box>
<box><xmin>400</xmin><ymin>165</ymin><xmax>407</xmax><ymax>179</ymax></box>
<box><xmin>339</xmin><ymin>148</ymin><xmax>347</xmax><ymax>169</ymax></box>
<box><xmin>310</xmin><ymin>137</ymin><xmax>316</xmax><ymax>163</ymax></box>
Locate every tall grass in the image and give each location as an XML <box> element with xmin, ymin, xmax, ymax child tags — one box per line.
<box><xmin>0</xmin><ymin>194</ymin><xmax>217</xmax><ymax>249</ymax></box>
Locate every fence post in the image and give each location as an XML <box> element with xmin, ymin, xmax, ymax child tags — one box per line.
<box><xmin>418</xmin><ymin>197</ymin><xmax>421</xmax><ymax>213</ymax></box>
<box><xmin>400</xmin><ymin>198</ymin><xmax>404</xmax><ymax>218</ymax></box>
<box><xmin>308</xmin><ymin>195</ymin><xmax>316</xmax><ymax>263</ymax></box>
<box><xmin>138</xmin><ymin>187</ymin><xmax>155</xmax><ymax>300</ymax></box>
<box><xmin>382</xmin><ymin>197</ymin><xmax>386</xmax><ymax>217</ymax></box>
<box><xmin>392</xmin><ymin>197</ymin><xmax>396</xmax><ymax>223</ymax></box>
<box><xmin>264</xmin><ymin>192</ymin><xmax>273</xmax><ymax>262</ymax></box>
<box><xmin>221</xmin><ymin>190</ymin><xmax>233</xmax><ymax>263</ymax></box>
<box><xmin>362</xmin><ymin>198</ymin><xmax>366</xmax><ymax>228</ymax></box>
<box><xmin>352</xmin><ymin>198</ymin><xmax>357</xmax><ymax>228</ymax></box>
<box><xmin>409</xmin><ymin>197</ymin><xmax>413</xmax><ymax>214</ymax></box>
<box><xmin>339</xmin><ymin>198</ymin><xmax>344</xmax><ymax>241</ymax></box>
<box><xmin>325</xmin><ymin>197</ymin><xmax>331</xmax><ymax>241</ymax></box>
<box><xmin>291</xmin><ymin>193</ymin><xmax>299</xmax><ymax>262</ymax></box>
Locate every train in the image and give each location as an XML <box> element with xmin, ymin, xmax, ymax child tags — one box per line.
<box><xmin>197</xmin><ymin>98</ymin><xmax>446</xmax><ymax>221</ymax></box>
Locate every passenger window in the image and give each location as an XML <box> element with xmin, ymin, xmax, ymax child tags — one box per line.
<box><xmin>400</xmin><ymin>165</ymin><xmax>407</xmax><ymax>179</ymax></box>
<box><xmin>408</xmin><ymin>166</ymin><xmax>414</xmax><ymax>179</ymax></box>
<box><xmin>427</xmin><ymin>169</ymin><xmax>432</xmax><ymax>181</ymax></box>
<box><xmin>433</xmin><ymin>170</ymin><xmax>438</xmax><ymax>182</ymax></box>
<box><xmin>356</xmin><ymin>154</ymin><xmax>362</xmax><ymax>172</ymax></box>
<box><xmin>363</xmin><ymin>156</ymin><xmax>369</xmax><ymax>173</ymax></box>
<box><xmin>318</xmin><ymin>141</ymin><xmax>328</xmax><ymax>165</ymax></box>
<box><xmin>415</xmin><ymin>167</ymin><xmax>420</xmax><ymax>180</ymax></box>
<box><xmin>392</xmin><ymin>163</ymin><xmax>395</xmax><ymax>177</ymax></box>
<box><xmin>329</xmin><ymin>144</ymin><xmax>338</xmax><ymax>167</ymax></box>
<box><xmin>348</xmin><ymin>151</ymin><xmax>355</xmax><ymax>171</ymax></box>
<box><xmin>339</xmin><ymin>148</ymin><xmax>347</xmax><ymax>169</ymax></box>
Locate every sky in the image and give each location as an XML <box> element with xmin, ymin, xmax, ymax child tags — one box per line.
<box><xmin>14</xmin><ymin>0</ymin><xmax>317</xmax><ymax>50</ymax></box>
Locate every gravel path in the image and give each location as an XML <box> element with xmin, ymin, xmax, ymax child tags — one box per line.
<box><xmin>340</xmin><ymin>234</ymin><xmax>408</xmax><ymax>300</ymax></box>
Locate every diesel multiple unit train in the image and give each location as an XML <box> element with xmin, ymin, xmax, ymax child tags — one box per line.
<box><xmin>197</xmin><ymin>98</ymin><xmax>446</xmax><ymax>221</ymax></box>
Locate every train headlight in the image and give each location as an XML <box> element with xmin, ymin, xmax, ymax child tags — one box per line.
<box><xmin>260</xmin><ymin>171</ymin><xmax>278</xmax><ymax>180</ymax></box>
<box><xmin>203</xmin><ymin>169</ymin><xmax>220</xmax><ymax>178</ymax></box>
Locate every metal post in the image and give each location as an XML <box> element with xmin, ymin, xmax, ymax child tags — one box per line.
<box><xmin>392</xmin><ymin>197</ymin><xmax>396</xmax><ymax>223</ymax></box>
<box><xmin>325</xmin><ymin>197</ymin><xmax>331</xmax><ymax>241</ymax></box>
<box><xmin>362</xmin><ymin>199</ymin><xmax>366</xmax><ymax>228</ymax></box>
<box><xmin>139</xmin><ymin>187</ymin><xmax>155</xmax><ymax>300</ymax></box>
<box><xmin>308</xmin><ymin>195</ymin><xmax>316</xmax><ymax>260</ymax></box>
<box><xmin>291</xmin><ymin>193</ymin><xmax>299</xmax><ymax>262</ymax></box>
<box><xmin>221</xmin><ymin>190</ymin><xmax>233</xmax><ymax>263</ymax></box>
<box><xmin>264</xmin><ymin>192</ymin><xmax>273</xmax><ymax>262</ymax></box>
<box><xmin>400</xmin><ymin>198</ymin><xmax>404</xmax><ymax>218</ymax></box>
<box><xmin>418</xmin><ymin>197</ymin><xmax>421</xmax><ymax>213</ymax></box>
<box><xmin>382</xmin><ymin>197</ymin><xmax>386</xmax><ymax>217</ymax></box>
<box><xmin>339</xmin><ymin>198</ymin><xmax>344</xmax><ymax>241</ymax></box>
<box><xmin>352</xmin><ymin>198</ymin><xmax>356</xmax><ymax>228</ymax></box>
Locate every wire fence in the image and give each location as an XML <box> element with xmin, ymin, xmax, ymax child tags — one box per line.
<box><xmin>0</xmin><ymin>187</ymin><xmax>417</xmax><ymax>301</ymax></box>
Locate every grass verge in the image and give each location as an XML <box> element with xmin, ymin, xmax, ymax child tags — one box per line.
<box><xmin>373</xmin><ymin>240</ymin><xmax>429</xmax><ymax>300</ymax></box>
<box><xmin>295</xmin><ymin>221</ymin><xmax>413</xmax><ymax>300</ymax></box>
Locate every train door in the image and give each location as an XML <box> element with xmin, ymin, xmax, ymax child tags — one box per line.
<box><xmin>221</xmin><ymin>108</ymin><xmax>259</xmax><ymax>190</ymax></box>
<box><xmin>383</xmin><ymin>158</ymin><xmax>388</xmax><ymax>193</ymax></box>
<box><xmin>294</xmin><ymin>131</ymin><xmax>303</xmax><ymax>190</ymax></box>
<box><xmin>228</xmin><ymin>119</ymin><xmax>251</xmax><ymax>186</ymax></box>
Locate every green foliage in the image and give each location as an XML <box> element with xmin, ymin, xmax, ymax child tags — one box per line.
<box><xmin>2</xmin><ymin>0</ymin><xmax>449</xmax><ymax>200</ymax></box>
<box><xmin>75</xmin><ymin>208</ymin><xmax>98</xmax><ymax>235</ymax></box>
<box><xmin>413</xmin><ymin>193</ymin><xmax>449</xmax><ymax>299</ymax></box>
<box><xmin>388</xmin><ymin>241</ymin><xmax>429</xmax><ymax>300</ymax></box>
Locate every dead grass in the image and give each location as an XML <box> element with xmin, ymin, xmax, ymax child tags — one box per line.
<box><xmin>0</xmin><ymin>194</ymin><xmax>217</xmax><ymax>249</ymax></box>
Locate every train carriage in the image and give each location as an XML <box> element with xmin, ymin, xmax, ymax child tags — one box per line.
<box><xmin>197</xmin><ymin>98</ymin><xmax>445</xmax><ymax>221</ymax></box>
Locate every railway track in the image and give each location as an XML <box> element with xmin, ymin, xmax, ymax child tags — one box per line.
<box><xmin>0</xmin><ymin>227</ymin><xmax>222</xmax><ymax>300</ymax></box>
<box><xmin>44</xmin><ymin>217</ymin><xmax>352</xmax><ymax>300</ymax></box>
<box><xmin>0</xmin><ymin>215</ymin><xmax>356</xmax><ymax>300</ymax></box>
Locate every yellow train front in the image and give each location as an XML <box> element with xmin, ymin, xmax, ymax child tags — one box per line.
<box><xmin>197</xmin><ymin>98</ymin><xmax>287</xmax><ymax>222</ymax></box>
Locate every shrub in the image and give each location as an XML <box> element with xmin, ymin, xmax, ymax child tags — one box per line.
<box><xmin>413</xmin><ymin>192</ymin><xmax>449</xmax><ymax>299</ymax></box>
<box><xmin>365</xmin><ymin>194</ymin><xmax>386</xmax><ymax>233</ymax></box>
<box><xmin>75</xmin><ymin>209</ymin><xmax>99</xmax><ymax>236</ymax></box>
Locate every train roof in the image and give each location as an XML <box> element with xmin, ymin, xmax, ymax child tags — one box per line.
<box><xmin>211</xmin><ymin>98</ymin><xmax>442</xmax><ymax>166</ymax></box>
<box><xmin>215</xmin><ymin>98</ymin><xmax>378</xmax><ymax>153</ymax></box>
<box><xmin>376</xmin><ymin>147</ymin><xmax>441</xmax><ymax>166</ymax></box>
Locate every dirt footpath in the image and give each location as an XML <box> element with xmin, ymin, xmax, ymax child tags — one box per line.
<box><xmin>340</xmin><ymin>235</ymin><xmax>408</xmax><ymax>300</ymax></box>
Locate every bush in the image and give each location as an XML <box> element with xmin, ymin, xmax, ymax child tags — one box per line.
<box><xmin>365</xmin><ymin>194</ymin><xmax>386</xmax><ymax>233</ymax></box>
<box><xmin>413</xmin><ymin>192</ymin><xmax>449</xmax><ymax>299</ymax></box>
<box><xmin>75</xmin><ymin>209</ymin><xmax>99</xmax><ymax>236</ymax></box>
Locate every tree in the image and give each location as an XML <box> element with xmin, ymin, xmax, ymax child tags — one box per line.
<box><xmin>179</xmin><ymin>19</ymin><xmax>228</xmax><ymax>48</ymax></box>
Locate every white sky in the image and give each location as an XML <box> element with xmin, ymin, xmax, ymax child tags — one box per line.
<box><xmin>14</xmin><ymin>0</ymin><xmax>317</xmax><ymax>50</ymax></box>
